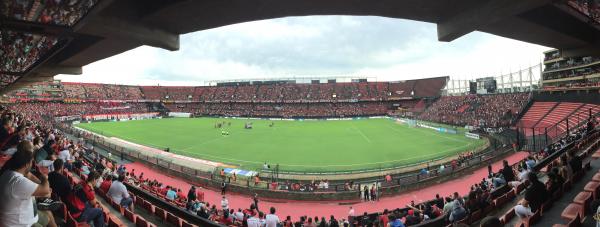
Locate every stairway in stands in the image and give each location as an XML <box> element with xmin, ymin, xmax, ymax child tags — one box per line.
<box><xmin>519</xmin><ymin>101</ymin><xmax>600</xmax><ymax>137</ymax></box>
<box><xmin>535</xmin><ymin>103</ymin><xmax>583</xmax><ymax>137</ymax></box>
<box><xmin>519</xmin><ymin>102</ymin><xmax>558</xmax><ymax>129</ymax></box>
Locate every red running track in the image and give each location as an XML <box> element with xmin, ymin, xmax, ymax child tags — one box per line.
<box><xmin>125</xmin><ymin>151</ymin><xmax>528</xmax><ymax>220</ymax></box>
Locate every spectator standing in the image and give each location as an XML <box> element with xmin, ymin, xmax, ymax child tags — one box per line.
<box><xmin>568</xmin><ymin>153</ymin><xmax>582</xmax><ymax>173</ymax></box>
<box><xmin>221</xmin><ymin>196</ymin><xmax>229</xmax><ymax>211</ymax></box>
<box><xmin>265</xmin><ymin>207</ymin><xmax>280</xmax><ymax>227</ymax></box>
<box><xmin>247</xmin><ymin>212</ymin><xmax>261</xmax><ymax>227</ymax></box>
<box><xmin>47</xmin><ymin>159</ymin><xmax>71</xmax><ymax>201</ymax></box>
<box><xmin>188</xmin><ymin>186</ymin><xmax>197</xmax><ymax>202</ymax></box>
<box><xmin>253</xmin><ymin>193</ymin><xmax>259</xmax><ymax>211</ymax></box>
<box><xmin>348</xmin><ymin>206</ymin><xmax>355</xmax><ymax>226</ymax></box>
<box><xmin>501</xmin><ymin>160</ymin><xmax>515</xmax><ymax>182</ymax></box>
<box><xmin>524</xmin><ymin>172</ymin><xmax>548</xmax><ymax>212</ymax></box>
<box><xmin>58</xmin><ymin>146</ymin><xmax>73</xmax><ymax>170</ymax></box>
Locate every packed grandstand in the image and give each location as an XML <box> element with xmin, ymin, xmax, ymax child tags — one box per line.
<box><xmin>4</xmin><ymin>0</ymin><xmax>600</xmax><ymax>227</ymax></box>
<box><xmin>1</xmin><ymin>76</ymin><xmax>600</xmax><ymax>227</ymax></box>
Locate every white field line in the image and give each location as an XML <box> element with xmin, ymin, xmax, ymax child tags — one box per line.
<box><xmin>351</xmin><ymin>122</ymin><xmax>372</xmax><ymax>143</ymax></box>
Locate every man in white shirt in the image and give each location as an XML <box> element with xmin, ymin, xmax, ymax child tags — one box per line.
<box><xmin>265</xmin><ymin>207</ymin><xmax>280</xmax><ymax>227</ymax></box>
<box><xmin>247</xmin><ymin>212</ymin><xmax>261</xmax><ymax>227</ymax></box>
<box><xmin>221</xmin><ymin>196</ymin><xmax>229</xmax><ymax>211</ymax></box>
<box><xmin>57</xmin><ymin>146</ymin><xmax>73</xmax><ymax>170</ymax></box>
<box><xmin>0</xmin><ymin>141</ymin><xmax>56</xmax><ymax>227</ymax></box>
<box><xmin>107</xmin><ymin>174</ymin><xmax>133</xmax><ymax>209</ymax></box>
<box><xmin>514</xmin><ymin>200</ymin><xmax>534</xmax><ymax>219</ymax></box>
<box><xmin>509</xmin><ymin>167</ymin><xmax>530</xmax><ymax>187</ymax></box>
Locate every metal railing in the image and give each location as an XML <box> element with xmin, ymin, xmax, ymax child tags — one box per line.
<box><xmin>517</xmin><ymin>108</ymin><xmax>600</xmax><ymax>152</ymax></box>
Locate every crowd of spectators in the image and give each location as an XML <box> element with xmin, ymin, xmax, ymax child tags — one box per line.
<box><xmin>164</xmin><ymin>102</ymin><xmax>392</xmax><ymax>118</ymax></box>
<box><xmin>568</xmin><ymin>0</ymin><xmax>600</xmax><ymax>24</ymax></box>
<box><xmin>0</xmin><ymin>31</ymin><xmax>58</xmax><ymax>72</ymax></box>
<box><xmin>63</xmin><ymin>83</ymin><xmax>146</xmax><ymax>100</ymax></box>
<box><xmin>543</xmin><ymin>64</ymin><xmax>600</xmax><ymax>81</ymax></box>
<box><xmin>419</xmin><ymin>93</ymin><xmax>530</xmax><ymax>128</ymax></box>
<box><xmin>543</xmin><ymin>80</ymin><xmax>600</xmax><ymax>90</ymax></box>
<box><xmin>34</xmin><ymin>79</ymin><xmax>446</xmax><ymax>102</ymax></box>
<box><xmin>7</xmin><ymin>102</ymin><xmax>150</xmax><ymax>119</ymax></box>
<box><xmin>0</xmin><ymin>74</ymin><xmax>21</xmax><ymax>87</ymax></box>
<box><xmin>544</xmin><ymin>56</ymin><xmax>600</xmax><ymax>72</ymax></box>
<box><xmin>141</xmin><ymin>82</ymin><xmax>420</xmax><ymax>102</ymax></box>
<box><xmin>2</xmin><ymin>0</ymin><xmax>98</xmax><ymax>26</ymax></box>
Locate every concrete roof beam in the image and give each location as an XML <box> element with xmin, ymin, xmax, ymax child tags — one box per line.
<box><xmin>36</xmin><ymin>66</ymin><xmax>82</xmax><ymax>75</ymax></box>
<box><xmin>79</xmin><ymin>16</ymin><xmax>180</xmax><ymax>51</ymax></box>
<box><xmin>436</xmin><ymin>0</ymin><xmax>551</xmax><ymax>42</ymax></box>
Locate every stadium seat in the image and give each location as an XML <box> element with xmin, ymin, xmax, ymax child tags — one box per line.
<box><xmin>516</xmin><ymin>182</ymin><xmax>527</xmax><ymax>194</ymax></box>
<box><xmin>561</xmin><ymin>203</ymin><xmax>583</xmax><ymax>222</ymax></box>
<box><xmin>142</xmin><ymin>200</ymin><xmax>154</xmax><ymax>213</ymax></box>
<box><xmin>66</xmin><ymin>212</ymin><xmax>91</xmax><ymax>227</ymax></box>
<box><xmin>136</xmin><ymin>216</ymin><xmax>150</xmax><ymax>227</ymax></box>
<box><xmin>182</xmin><ymin>221</ymin><xmax>195</xmax><ymax>227</ymax></box>
<box><xmin>494</xmin><ymin>194</ymin><xmax>508</xmax><ymax>207</ymax></box>
<box><xmin>552</xmin><ymin>214</ymin><xmax>581</xmax><ymax>227</ymax></box>
<box><xmin>541</xmin><ymin>200</ymin><xmax>553</xmax><ymax>216</ymax></box>
<box><xmin>124</xmin><ymin>208</ymin><xmax>136</xmax><ymax>223</ymax></box>
<box><xmin>584</xmin><ymin>181</ymin><xmax>600</xmax><ymax>199</ymax></box>
<box><xmin>592</xmin><ymin>173</ymin><xmax>600</xmax><ymax>182</ymax></box>
<box><xmin>483</xmin><ymin>203</ymin><xmax>495</xmax><ymax>215</ymax></box>
<box><xmin>108</xmin><ymin>217</ymin><xmax>121</xmax><ymax>227</ymax></box>
<box><xmin>135</xmin><ymin>196</ymin><xmax>145</xmax><ymax>207</ymax></box>
<box><xmin>110</xmin><ymin>200</ymin><xmax>124</xmax><ymax>215</ymax></box>
<box><xmin>166</xmin><ymin>212</ymin><xmax>182</xmax><ymax>227</ymax></box>
<box><xmin>469</xmin><ymin>210</ymin><xmax>481</xmax><ymax>224</ymax></box>
<box><xmin>506</xmin><ymin>189</ymin><xmax>517</xmax><ymax>201</ymax></box>
<box><xmin>154</xmin><ymin>207</ymin><xmax>167</xmax><ymax>221</ymax></box>
<box><xmin>500</xmin><ymin>207</ymin><xmax>515</xmax><ymax>225</ymax></box>
<box><xmin>572</xmin><ymin>191</ymin><xmax>592</xmax><ymax>216</ymax></box>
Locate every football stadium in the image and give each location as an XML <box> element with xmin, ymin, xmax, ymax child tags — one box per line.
<box><xmin>2</xmin><ymin>1</ymin><xmax>600</xmax><ymax>227</ymax></box>
<box><xmin>75</xmin><ymin>116</ymin><xmax>485</xmax><ymax>173</ymax></box>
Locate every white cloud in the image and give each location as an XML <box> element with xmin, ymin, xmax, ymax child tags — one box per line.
<box><xmin>55</xmin><ymin>16</ymin><xmax>550</xmax><ymax>85</ymax></box>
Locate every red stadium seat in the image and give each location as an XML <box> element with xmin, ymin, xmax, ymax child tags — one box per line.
<box><xmin>584</xmin><ymin>181</ymin><xmax>600</xmax><ymax>199</ymax></box>
<box><xmin>136</xmin><ymin>216</ymin><xmax>150</xmax><ymax>227</ymax></box>
<box><xmin>500</xmin><ymin>207</ymin><xmax>515</xmax><ymax>225</ymax></box>
<box><xmin>124</xmin><ymin>208</ymin><xmax>136</xmax><ymax>223</ymax></box>
<box><xmin>142</xmin><ymin>200</ymin><xmax>154</xmax><ymax>213</ymax></box>
<box><xmin>108</xmin><ymin>217</ymin><xmax>121</xmax><ymax>227</ymax></box>
<box><xmin>561</xmin><ymin>203</ymin><xmax>583</xmax><ymax>223</ymax></box>
<box><xmin>572</xmin><ymin>191</ymin><xmax>592</xmax><ymax>216</ymax></box>
<box><xmin>552</xmin><ymin>214</ymin><xmax>581</xmax><ymax>227</ymax></box>
<box><xmin>67</xmin><ymin>212</ymin><xmax>91</xmax><ymax>227</ymax></box>
<box><xmin>167</xmin><ymin>212</ymin><xmax>182</xmax><ymax>227</ymax></box>
<box><xmin>154</xmin><ymin>207</ymin><xmax>167</xmax><ymax>221</ymax></box>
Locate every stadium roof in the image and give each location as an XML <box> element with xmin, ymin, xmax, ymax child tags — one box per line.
<box><xmin>2</xmin><ymin>0</ymin><xmax>600</xmax><ymax>93</ymax></box>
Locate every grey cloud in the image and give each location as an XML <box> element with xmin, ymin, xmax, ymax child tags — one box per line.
<box><xmin>143</xmin><ymin>16</ymin><xmax>500</xmax><ymax>82</ymax></box>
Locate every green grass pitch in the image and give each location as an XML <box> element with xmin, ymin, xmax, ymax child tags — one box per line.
<box><xmin>76</xmin><ymin>118</ymin><xmax>486</xmax><ymax>173</ymax></box>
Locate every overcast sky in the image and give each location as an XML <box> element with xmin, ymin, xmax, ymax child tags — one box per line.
<box><xmin>55</xmin><ymin>16</ymin><xmax>550</xmax><ymax>86</ymax></box>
